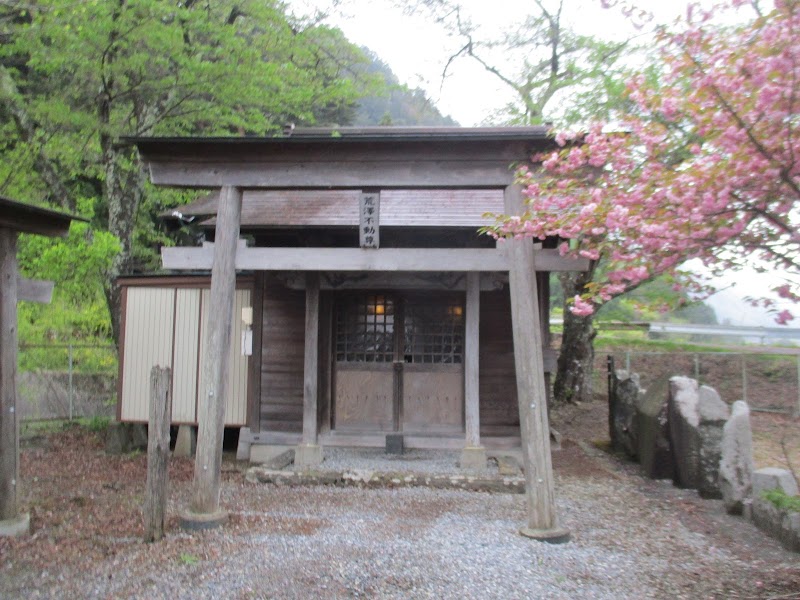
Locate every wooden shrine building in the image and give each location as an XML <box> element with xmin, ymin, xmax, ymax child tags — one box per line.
<box><xmin>120</xmin><ymin>127</ymin><xmax>585</xmax><ymax>538</ymax></box>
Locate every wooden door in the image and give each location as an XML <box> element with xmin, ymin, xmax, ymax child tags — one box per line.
<box><xmin>333</xmin><ymin>294</ymin><xmax>396</xmax><ymax>431</ymax></box>
<box><xmin>333</xmin><ymin>292</ymin><xmax>465</xmax><ymax>435</ymax></box>
<box><xmin>401</xmin><ymin>296</ymin><xmax>464</xmax><ymax>434</ymax></box>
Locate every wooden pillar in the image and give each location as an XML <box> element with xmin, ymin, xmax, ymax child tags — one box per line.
<box><xmin>461</xmin><ymin>271</ymin><xmax>486</xmax><ymax>469</ymax></box>
<box><xmin>296</xmin><ymin>271</ymin><xmax>322</xmax><ymax>467</ymax></box>
<box><xmin>246</xmin><ymin>272</ymin><xmax>264</xmax><ymax>434</ymax></box>
<box><xmin>504</xmin><ymin>184</ymin><xmax>569</xmax><ymax>543</ymax></box>
<box><xmin>464</xmin><ymin>272</ymin><xmax>480</xmax><ymax>446</ymax></box>
<box><xmin>187</xmin><ymin>186</ymin><xmax>241</xmax><ymax>523</ymax></box>
<box><xmin>0</xmin><ymin>228</ymin><xmax>20</xmax><ymax>524</ymax></box>
<box><xmin>144</xmin><ymin>366</ymin><xmax>172</xmax><ymax>543</ymax></box>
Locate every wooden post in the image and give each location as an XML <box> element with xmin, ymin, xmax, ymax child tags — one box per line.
<box><xmin>460</xmin><ymin>271</ymin><xmax>485</xmax><ymax>469</ymax></box>
<box><xmin>464</xmin><ymin>272</ymin><xmax>480</xmax><ymax>447</ymax></box>
<box><xmin>0</xmin><ymin>228</ymin><xmax>20</xmax><ymax>525</ymax></box>
<box><xmin>187</xmin><ymin>186</ymin><xmax>241</xmax><ymax>524</ymax></box>
<box><xmin>144</xmin><ymin>366</ymin><xmax>172</xmax><ymax>543</ymax></box>
<box><xmin>504</xmin><ymin>184</ymin><xmax>569</xmax><ymax>543</ymax></box>
<box><xmin>296</xmin><ymin>272</ymin><xmax>322</xmax><ymax>467</ymax></box>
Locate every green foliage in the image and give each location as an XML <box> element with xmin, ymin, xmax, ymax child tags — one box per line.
<box><xmin>84</xmin><ymin>415</ymin><xmax>112</xmax><ymax>433</ymax></box>
<box><xmin>597</xmin><ymin>277</ymin><xmax>717</xmax><ymax>324</ymax></box>
<box><xmin>551</xmin><ymin>271</ymin><xmax>717</xmax><ymax>325</ymax></box>
<box><xmin>762</xmin><ymin>488</ymin><xmax>800</xmax><ymax>513</ymax></box>
<box><xmin>17</xmin><ymin>221</ymin><xmax>119</xmax><ymax>344</ymax></box>
<box><xmin>1</xmin><ymin>0</ymin><xmax>384</xmax><ymax>346</ymax></box>
<box><xmin>18</xmin><ymin>343</ymin><xmax>117</xmax><ymax>375</ymax></box>
<box><xmin>179</xmin><ymin>553</ymin><xmax>200</xmax><ymax>566</ymax></box>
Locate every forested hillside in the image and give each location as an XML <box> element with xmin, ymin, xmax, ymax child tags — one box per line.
<box><xmin>0</xmin><ymin>0</ymin><xmax>452</xmax><ymax>349</ymax></box>
<box><xmin>354</xmin><ymin>52</ymin><xmax>458</xmax><ymax>126</ymax></box>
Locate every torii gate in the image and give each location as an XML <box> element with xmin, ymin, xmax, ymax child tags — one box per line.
<box><xmin>0</xmin><ymin>197</ymin><xmax>84</xmax><ymax>537</ymax></box>
<box><xmin>130</xmin><ymin>127</ymin><xmax>580</xmax><ymax>542</ymax></box>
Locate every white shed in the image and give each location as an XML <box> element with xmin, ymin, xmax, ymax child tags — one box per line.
<box><xmin>117</xmin><ymin>276</ymin><xmax>251</xmax><ymax>426</ymax></box>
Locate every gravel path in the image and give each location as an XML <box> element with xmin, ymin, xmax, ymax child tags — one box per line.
<box><xmin>2</xmin><ymin>425</ymin><xmax>798</xmax><ymax>600</ymax></box>
<box><xmin>4</xmin><ymin>456</ymin><xmax>798</xmax><ymax>599</ymax></box>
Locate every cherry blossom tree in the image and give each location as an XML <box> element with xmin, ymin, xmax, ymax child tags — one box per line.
<box><xmin>489</xmin><ymin>0</ymin><xmax>799</xmax><ymax>402</ymax></box>
<box><xmin>499</xmin><ymin>0</ymin><xmax>799</xmax><ymax>317</ymax></box>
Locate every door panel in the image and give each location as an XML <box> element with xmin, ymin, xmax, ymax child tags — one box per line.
<box><xmin>334</xmin><ymin>367</ymin><xmax>395</xmax><ymax>431</ymax></box>
<box><xmin>402</xmin><ymin>367</ymin><xmax>464</xmax><ymax>433</ymax></box>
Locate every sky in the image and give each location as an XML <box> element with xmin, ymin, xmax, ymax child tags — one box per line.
<box><xmin>287</xmin><ymin>0</ymin><xmax>696</xmax><ymax>125</ymax></box>
<box><xmin>286</xmin><ymin>0</ymin><xmax>795</xmax><ymax>327</ymax></box>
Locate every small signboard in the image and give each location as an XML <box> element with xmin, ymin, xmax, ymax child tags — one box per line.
<box><xmin>359</xmin><ymin>191</ymin><xmax>380</xmax><ymax>249</ymax></box>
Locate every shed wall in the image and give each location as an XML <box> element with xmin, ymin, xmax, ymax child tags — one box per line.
<box><xmin>120</xmin><ymin>288</ymin><xmax>175</xmax><ymax>421</ymax></box>
<box><xmin>119</xmin><ymin>284</ymin><xmax>249</xmax><ymax>425</ymax></box>
<box><xmin>172</xmin><ymin>289</ymin><xmax>201</xmax><ymax>422</ymax></box>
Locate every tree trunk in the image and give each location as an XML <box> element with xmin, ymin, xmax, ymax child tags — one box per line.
<box><xmin>553</xmin><ymin>266</ymin><xmax>598</xmax><ymax>405</ymax></box>
<box><xmin>101</xmin><ymin>146</ymin><xmax>146</xmax><ymax>348</ymax></box>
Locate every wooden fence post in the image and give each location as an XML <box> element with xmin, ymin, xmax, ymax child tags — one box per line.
<box><xmin>144</xmin><ymin>366</ymin><xmax>172</xmax><ymax>543</ymax></box>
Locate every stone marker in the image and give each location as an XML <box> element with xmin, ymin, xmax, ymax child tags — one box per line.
<box><xmin>668</xmin><ymin>377</ymin><xmax>702</xmax><ymax>489</ymax></box>
<box><xmin>718</xmin><ymin>401</ymin><xmax>754</xmax><ymax>514</ymax></box>
<box><xmin>696</xmin><ymin>386</ymin><xmax>729</xmax><ymax>498</ymax></box>
<box><xmin>609</xmin><ymin>370</ymin><xmax>641</xmax><ymax>459</ymax></box>
<box><xmin>637</xmin><ymin>375</ymin><xmax>674</xmax><ymax>480</ymax></box>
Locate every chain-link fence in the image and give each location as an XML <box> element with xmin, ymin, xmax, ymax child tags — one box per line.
<box><xmin>604</xmin><ymin>350</ymin><xmax>800</xmax><ymax>415</ymax></box>
<box><xmin>18</xmin><ymin>343</ymin><xmax>118</xmax><ymax>421</ymax></box>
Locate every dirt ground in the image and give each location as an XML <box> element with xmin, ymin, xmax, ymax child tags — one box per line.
<box><xmin>1</xmin><ymin>395</ymin><xmax>798</xmax><ymax>599</ymax></box>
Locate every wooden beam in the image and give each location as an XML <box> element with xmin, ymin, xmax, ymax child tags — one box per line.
<box><xmin>0</xmin><ymin>197</ymin><xmax>82</xmax><ymax>238</ymax></box>
<box><xmin>302</xmin><ymin>273</ymin><xmax>320</xmax><ymax>445</ymax></box>
<box><xmin>279</xmin><ymin>272</ymin><xmax>508</xmax><ymax>292</ymax></box>
<box><xmin>148</xmin><ymin>161</ymin><xmax>519</xmax><ymax>189</ymax></box>
<box><xmin>0</xmin><ymin>228</ymin><xmax>19</xmax><ymax>522</ymax></box>
<box><xmin>17</xmin><ymin>278</ymin><xmax>53</xmax><ymax>304</ymax></box>
<box><xmin>464</xmin><ymin>272</ymin><xmax>480</xmax><ymax>448</ymax></box>
<box><xmin>134</xmin><ymin>135</ymin><xmax>548</xmax><ymax>189</ymax></box>
<box><xmin>504</xmin><ymin>184</ymin><xmax>569</xmax><ymax>542</ymax></box>
<box><xmin>190</xmin><ymin>186</ymin><xmax>242</xmax><ymax>518</ymax></box>
<box><xmin>162</xmin><ymin>246</ymin><xmax>589</xmax><ymax>273</ymax></box>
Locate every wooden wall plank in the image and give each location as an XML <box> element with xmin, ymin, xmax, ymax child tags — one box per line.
<box><xmin>479</xmin><ymin>290</ymin><xmax>519</xmax><ymax>430</ymax></box>
<box><xmin>259</xmin><ymin>276</ymin><xmax>306</xmax><ymax>433</ymax></box>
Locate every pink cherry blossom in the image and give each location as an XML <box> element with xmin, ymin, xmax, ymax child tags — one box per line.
<box><xmin>490</xmin><ymin>0</ymin><xmax>800</xmax><ymax>319</ymax></box>
<box><xmin>570</xmin><ymin>295</ymin><xmax>595</xmax><ymax>316</ymax></box>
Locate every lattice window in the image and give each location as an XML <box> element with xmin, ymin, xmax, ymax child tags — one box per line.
<box><xmin>404</xmin><ymin>301</ymin><xmax>464</xmax><ymax>364</ymax></box>
<box><xmin>335</xmin><ymin>294</ymin><xmax>395</xmax><ymax>362</ymax></box>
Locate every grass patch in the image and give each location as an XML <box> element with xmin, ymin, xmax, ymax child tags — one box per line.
<box><xmin>83</xmin><ymin>415</ymin><xmax>112</xmax><ymax>432</ymax></box>
<box><xmin>762</xmin><ymin>488</ymin><xmax>800</xmax><ymax>513</ymax></box>
<box><xmin>179</xmin><ymin>553</ymin><xmax>200</xmax><ymax>566</ymax></box>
